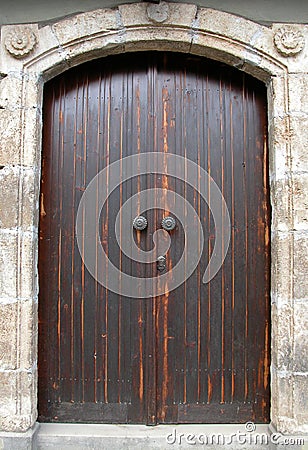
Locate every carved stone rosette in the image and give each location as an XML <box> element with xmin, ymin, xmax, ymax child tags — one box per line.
<box><xmin>4</xmin><ymin>27</ymin><xmax>37</xmax><ymax>58</ymax></box>
<box><xmin>274</xmin><ymin>26</ymin><xmax>305</xmax><ymax>56</ymax></box>
<box><xmin>147</xmin><ymin>2</ymin><xmax>170</xmax><ymax>23</ymax></box>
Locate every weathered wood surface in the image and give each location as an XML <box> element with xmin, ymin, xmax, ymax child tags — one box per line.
<box><xmin>38</xmin><ymin>52</ymin><xmax>270</xmax><ymax>424</ymax></box>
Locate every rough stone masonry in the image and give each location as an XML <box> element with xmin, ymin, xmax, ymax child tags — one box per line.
<box><xmin>0</xmin><ymin>2</ymin><xmax>307</xmax><ymax>446</ymax></box>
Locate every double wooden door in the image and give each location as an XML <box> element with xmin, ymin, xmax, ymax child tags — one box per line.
<box><xmin>38</xmin><ymin>52</ymin><xmax>270</xmax><ymax>424</ymax></box>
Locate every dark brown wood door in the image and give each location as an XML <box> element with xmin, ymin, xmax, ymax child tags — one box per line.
<box><xmin>38</xmin><ymin>52</ymin><xmax>270</xmax><ymax>424</ymax></box>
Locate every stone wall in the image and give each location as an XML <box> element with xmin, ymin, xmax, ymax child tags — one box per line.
<box><xmin>0</xmin><ymin>1</ymin><xmax>307</xmax><ymax>439</ymax></box>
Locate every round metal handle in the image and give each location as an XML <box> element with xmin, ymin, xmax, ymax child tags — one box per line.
<box><xmin>161</xmin><ymin>216</ymin><xmax>176</xmax><ymax>231</ymax></box>
<box><xmin>133</xmin><ymin>215</ymin><xmax>148</xmax><ymax>231</ymax></box>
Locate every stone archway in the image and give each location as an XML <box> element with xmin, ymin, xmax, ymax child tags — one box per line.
<box><xmin>0</xmin><ymin>2</ymin><xmax>307</xmax><ymax>442</ymax></box>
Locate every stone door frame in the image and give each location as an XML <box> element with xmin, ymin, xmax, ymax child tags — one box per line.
<box><xmin>0</xmin><ymin>2</ymin><xmax>307</xmax><ymax>435</ymax></box>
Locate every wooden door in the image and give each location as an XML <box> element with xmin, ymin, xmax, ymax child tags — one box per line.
<box><xmin>38</xmin><ymin>52</ymin><xmax>270</xmax><ymax>424</ymax></box>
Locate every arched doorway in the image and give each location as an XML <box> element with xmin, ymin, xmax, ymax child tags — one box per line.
<box><xmin>38</xmin><ymin>52</ymin><xmax>270</xmax><ymax>425</ymax></box>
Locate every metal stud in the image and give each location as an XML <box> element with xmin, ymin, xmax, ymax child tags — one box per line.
<box><xmin>161</xmin><ymin>216</ymin><xmax>176</xmax><ymax>231</ymax></box>
<box><xmin>133</xmin><ymin>215</ymin><xmax>148</xmax><ymax>230</ymax></box>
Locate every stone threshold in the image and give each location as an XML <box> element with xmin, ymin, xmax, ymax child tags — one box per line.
<box><xmin>0</xmin><ymin>422</ymin><xmax>306</xmax><ymax>449</ymax></box>
<box><xmin>35</xmin><ymin>422</ymin><xmax>304</xmax><ymax>450</ymax></box>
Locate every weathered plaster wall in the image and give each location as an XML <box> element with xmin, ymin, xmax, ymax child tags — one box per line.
<box><xmin>0</xmin><ymin>1</ymin><xmax>307</xmax><ymax>444</ymax></box>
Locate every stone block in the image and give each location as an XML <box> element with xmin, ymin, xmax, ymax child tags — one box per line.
<box><xmin>23</xmin><ymin>75</ymin><xmax>43</xmax><ymax>111</ymax></box>
<box><xmin>0</xmin><ymin>368</ymin><xmax>37</xmax><ymax>432</ymax></box>
<box><xmin>0</xmin><ymin>371</ymin><xmax>17</xmax><ymax>417</ymax></box>
<box><xmin>288</xmin><ymin>74</ymin><xmax>308</xmax><ymax>114</ymax></box>
<box><xmin>0</xmin><ymin>29</ymin><xmax>23</xmax><ymax>74</ymax></box>
<box><xmin>293</xmin><ymin>300</ymin><xmax>308</xmax><ymax>372</ymax></box>
<box><xmin>0</xmin><ymin>109</ymin><xmax>22</xmax><ymax>166</ymax></box>
<box><xmin>0</xmin><ymin>231</ymin><xmax>17</xmax><ymax>299</ymax></box>
<box><xmin>196</xmin><ymin>8</ymin><xmax>262</xmax><ymax>44</ymax></box>
<box><xmin>271</xmin><ymin>303</ymin><xmax>293</xmax><ymax>371</ymax></box>
<box><xmin>270</xmin><ymin>178</ymin><xmax>293</xmax><ymax>232</ymax></box>
<box><xmin>0</xmin><ymin>24</ymin><xmax>40</xmax><ymax>75</ymax></box>
<box><xmin>19</xmin><ymin>232</ymin><xmax>38</xmax><ymax>300</ymax></box>
<box><xmin>0</xmin><ymin>299</ymin><xmax>36</xmax><ymax>371</ymax></box>
<box><xmin>293</xmin><ymin>374</ymin><xmax>308</xmax><ymax>428</ymax></box>
<box><xmin>292</xmin><ymin>174</ymin><xmax>308</xmax><ymax>231</ymax></box>
<box><xmin>271</xmin><ymin>369</ymin><xmax>293</xmax><ymax>423</ymax></box>
<box><xmin>21</xmin><ymin>168</ymin><xmax>39</xmax><ymax>230</ymax></box>
<box><xmin>268</xmin><ymin>116</ymin><xmax>291</xmax><ymax>181</ymax></box>
<box><xmin>124</xmin><ymin>28</ymin><xmax>191</xmax><ymax>53</ymax></box>
<box><xmin>63</xmin><ymin>34</ymin><xmax>126</xmax><ymax>69</ymax></box>
<box><xmin>32</xmin><ymin>25</ymin><xmax>69</xmax><ymax>81</ymax></box>
<box><xmin>293</xmin><ymin>233</ymin><xmax>308</xmax><ymax>300</ymax></box>
<box><xmin>154</xmin><ymin>2</ymin><xmax>197</xmax><ymax>27</ymax></box>
<box><xmin>191</xmin><ymin>31</ymin><xmax>245</xmax><ymax>65</ymax></box>
<box><xmin>19</xmin><ymin>299</ymin><xmax>37</xmax><ymax>370</ymax></box>
<box><xmin>194</xmin><ymin>10</ymin><xmax>290</xmax><ymax>81</ymax></box>
<box><xmin>0</xmin><ymin>72</ymin><xmax>42</xmax><ymax>115</ymax></box>
<box><xmin>0</xmin><ymin>230</ymin><xmax>37</xmax><ymax>300</ymax></box>
<box><xmin>21</xmin><ymin>371</ymin><xmax>34</xmax><ymax>412</ymax></box>
<box><xmin>23</xmin><ymin>107</ymin><xmax>42</xmax><ymax>168</ymax></box>
<box><xmin>52</xmin><ymin>9</ymin><xmax>121</xmax><ymax>46</ymax></box>
<box><xmin>289</xmin><ymin>115</ymin><xmax>308</xmax><ymax>174</ymax></box>
<box><xmin>0</xmin><ymin>75</ymin><xmax>23</xmax><ymax>109</ymax></box>
<box><xmin>271</xmin><ymin>231</ymin><xmax>293</xmax><ymax>304</ymax></box>
<box><xmin>119</xmin><ymin>2</ymin><xmax>197</xmax><ymax>28</ymax></box>
<box><xmin>4</xmin><ymin>122</ymin><xmax>40</xmax><ymax>174</ymax></box>
<box><xmin>267</xmin><ymin>76</ymin><xmax>288</xmax><ymax>121</ymax></box>
<box><xmin>30</xmin><ymin>46</ymin><xmax>70</xmax><ymax>82</ymax></box>
<box><xmin>35</xmin><ymin>25</ymin><xmax>62</xmax><ymax>71</ymax></box>
<box><xmin>272</xmin><ymin>24</ymin><xmax>308</xmax><ymax>74</ymax></box>
<box><xmin>192</xmin><ymin>29</ymin><xmax>283</xmax><ymax>83</ymax></box>
<box><xmin>271</xmin><ymin>173</ymin><xmax>308</xmax><ymax>233</ymax></box>
<box><xmin>0</xmin><ymin>166</ymin><xmax>38</xmax><ymax>230</ymax></box>
<box><xmin>0</xmin><ymin>413</ymin><xmax>36</xmax><ymax>434</ymax></box>
<box><xmin>0</xmin><ymin>302</ymin><xmax>17</xmax><ymax>370</ymax></box>
<box><xmin>0</xmin><ymin>166</ymin><xmax>19</xmax><ymax>229</ymax></box>
<box><xmin>273</xmin><ymin>418</ymin><xmax>300</xmax><ymax>436</ymax></box>
<box><xmin>0</xmin><ymin>423</ymin><xmax>39</xmax><ymax>450</ymax></box>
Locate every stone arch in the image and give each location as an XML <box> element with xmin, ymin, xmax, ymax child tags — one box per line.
<box><xmin>0</xmin><ymin>2</ymin><xmax>307</xmax><ymax>437</ymax></box>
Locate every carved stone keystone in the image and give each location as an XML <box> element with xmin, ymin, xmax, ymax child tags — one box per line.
<box><xmin>147</xmin><ymin>2</ymin><xmax>170</xmax><ymax>23</ymax></box>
